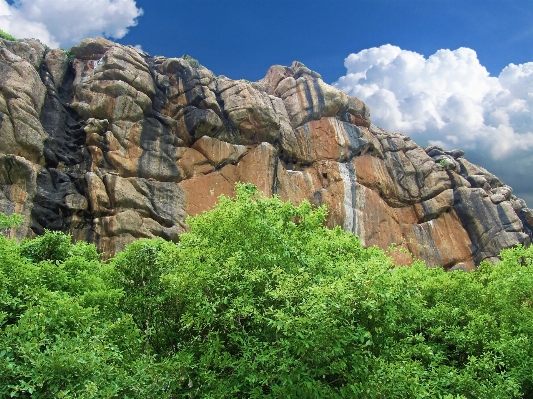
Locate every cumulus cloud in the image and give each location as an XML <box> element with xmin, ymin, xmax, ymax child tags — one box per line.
<box><xmin>334</xmin><ymin>44</ymin><xmax>533</xmax><ymax>159</ymax></box>
<box><xmin>0</xmin><ymin>0</ymin><xmax>143</xmax><ymax>49</ymax></box>
<box><xmin>333</xmin><ymin>45</ymin><xmax>533</xmax><ymax>203</ymax></box>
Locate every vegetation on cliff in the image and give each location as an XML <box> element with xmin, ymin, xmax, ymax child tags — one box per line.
<box><xmin>0</xmin><ymin>29</ymin><xmax>16</xmax><ymax>41</ymax></box>
<box><xmin>1</xmin><ymin>184</ymin><xmax>532</xmax><ymax>398</ymax></box>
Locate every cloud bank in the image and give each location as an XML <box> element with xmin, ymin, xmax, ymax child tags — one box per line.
<box><xmin>334</xmin><ymin>45</ymin><xmax>533</xmax><ymax>159</ymax></box>
<box><xmin>334</xmin><ymin>45</ymin><xmax>533</xmax><ymax>204</ymax></box>
<box><xmin>0</xmin><ymin>0</ymin><xmax>143</xmax><ymax>49</ymax></box>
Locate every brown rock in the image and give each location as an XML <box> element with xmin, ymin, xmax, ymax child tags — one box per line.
<box><xmin>179</xmin><ymin>170</ymin><xmax>236</xmax><ymax>217</ymax></box>
<box><xmin>0</xmin><ymin>38</ymin><xmax>529</xmax><ymax>267</ymax></box>
<box><xmin>237</xmin><ymin>143</ymin><xmax>279</xmax><ymax>196</ymax></box>
<box><xmin>176</xmin><ymin>147</ymin><xmax>214</xmax><ymax>179</ymax></box>
<box><xmin>86</xmin><ymin>172</ymin><xmax>111</xmax><ymax>216</ymax></box>
<box><xmin>192</xmin><ymin>136</ymin><xmax>247</xmax><ymax>168</ymax></box>
<box><xmin>0</xmin><ymin>155</ymin><xmax>39</xmax><ymax>239</ymax></box>
<box><xmin>403</xmin><ymin>211</ymin><xmax>475</xmax><ymax>270</ymax></box>
<box><xmin>0</xmin><ymin>42</ymin><xmax>47</xmax><ymax>163</ymax></box>
<box><xmin>274</xmin><ymin>62</ymin><xmax>370</xmax><ymax>129</ymax></box>
<box><xmin>255</xmin><ymin>64</ymin><xmax>293</xmax><ymax>95</ymax></box>
<box><xmin>413</xmin><ymin>189</ymin><xmax>454</xmax><ymax>223</ymax></box>
<box><xmin>280</xmin><ymin>117</ymin><xmax>371</xmax><ymax>164</ymax></box>
<box><xmin>217</xmin><ymin>78</ymin><xmax>285</xmax><ymax>144</ymax></box>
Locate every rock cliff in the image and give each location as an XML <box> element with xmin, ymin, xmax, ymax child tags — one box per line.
<box><xmin>1</xmin><ymin>37</ymin><xmax>532</xmax><ymax>269</ymax></box>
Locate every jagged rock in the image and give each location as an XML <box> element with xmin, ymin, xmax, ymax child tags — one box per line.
<box><xmin>466</xmin><ymin>174</ymin><xmax>491</xmax><ymax>190</ymax></box>
<box><xmin>413</xmin><ymin>189</ymin><xmax>454</xmax><ymax>223</ymax></box>
<box><xmin>64</xmin><ymin>193</ymin><xmax>88</xmax><ymax>211</ymax></box>
<box><xmin>2</xmin><ymin>38</ymin><xmax>45</xmax><ymax>69</ymax></box>
<box><xmin>490</xmin><ymin>185</ymin><xmax>512</xmax><ymax>204</ymax></box>
<box><xmin>522</xmin><ymin>208</ymin><xmax>533</xmax><ymax>227</ymax></box>
<box><xmin>176</xmin><ymin>147</ymin><xmax>214</xmax><ymax>180</ymax></box>
<box><xmin>191</xmin><ymin>136</ymin><xmax>247</xmax><ymax>168</ymax></box>
<box><xmin>0</xmin><ymin>37</ymin><xmax>531</xmax><ymax>268</ymax></box>
<box><xmin>69</xmin><ymin>38</ymin><xmax>116</xmax><ymax>60</ymax></box>
<box><xmin>425</xmin><ymin>146</ymin><xmax>445</xmax><ymax>157</ymax></box>
<box><xmin>445</xmin><ymin>149</ymin><xmax>465</xmax><ymax>159</ymax></box>
<box><xmin>44</xmin><ymin>49</ymin><xmax>69</xmax><ymax>88</ymax></box>
<box><xmin>453</xmin><ymin>187</ymin><xmax>529</xmax><ymax>264</ymax></box>
<box><xmin>183</xmin><ymin>107</ymin><xmax>225</xmax><ymax>140</ymax></box>
<box><xmin>0</xmin><ymin>155</ymin><xmax>39</xmax><ymax>239</ymax></box>
<box><xmin>510</xmin><ymin>197</ymin><xmax>527</xmax><ymax>212</ymax></box>
<box><xmin>457</xmin><ymin>158</ymin><xmax>502</xmax><ymax>187</ymax></box>
<box><xmin>85</xmin><ymin>172</ymin><xmax>111</xmax><ymax>216</ymax></box>
<box><xmin>217</xmin><ymin>77</ymin><xmax>288</xmax><ymax>144</ymax></box>
<box><xmin>432</xmin><ymin>155</ymin><xmax>459</xmax><ymax>171</ymax></box>
<box><xmin>0</xmin><ymin>38</ymin><xmax>48</xmax><ymax>164</ymax></box>
<box><xmin>256</xmin><ymin>62</ymin><xmax>370</xmax><ymax>129</ymax></box>
<box><xmin>280</xmin><ymin>117</ymin><xmax>371</xmax><ymax>164</ymax></box>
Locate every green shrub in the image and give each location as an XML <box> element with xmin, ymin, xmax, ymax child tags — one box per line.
<box><xmin>152</xmin><ymin>183</ymin><xmax>533</xmax><ymax>398</ymax></box>
<box><xmin>63</xmin><ymin>50</ymin><xmax>75</xmax><ymax>64</ymax></box>
<box><xmin>112</xmin><ymin>238</ymin><xmax>181</xmax><ymax>356</ymax></box>
<box><xmin>20</xmin><ymin>230</ymin><xmax>72</xmax><ymax>263</ymax></box>
<box><xmin>0</xmin><ymin>29</ymin><xmax>17</xmax><ymax>41</ymax></box>
<box><xmin>0</xmin><ymin>231</ymin><xmax>150</xmax><ymax>398</ymax></box>
<box><xmin>1</xmin><ymin>185</ymin><xmax>533</xmax><ymax>397</ymax></box>
<box><xmin>0</xmin><ymin>212</ymin><xmax>22</xmax><ymax>229</ymax></box>
<box><xmin>182</xmin><ymin>54</ymin><xmax>200</xmax><ymax>68</ymax></box>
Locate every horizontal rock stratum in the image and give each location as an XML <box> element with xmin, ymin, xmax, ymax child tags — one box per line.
<box><xmin>1</xmin><ymin>37</ymin><xmax>532</xmax><ymax>269</ymax></box>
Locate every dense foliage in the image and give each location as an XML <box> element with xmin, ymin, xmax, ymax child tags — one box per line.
<box><xmin>1</xmin><ymin>184</ymin><xmax>532</xmax><ymax>398</ymax></box>
<box><xmin>0</xmin><ymin>213</ymin><xmax>22</xmax><ymax>229</ymax></box>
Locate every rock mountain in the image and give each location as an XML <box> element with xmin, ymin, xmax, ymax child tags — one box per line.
<box><xmin>1</xmin><ymin>37</ymin><xmax>532</xmax><ymax>269</ymax></box>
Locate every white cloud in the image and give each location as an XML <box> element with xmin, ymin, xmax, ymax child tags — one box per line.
<box><xmin>333</xmin><ymin>45</ymin><xmax>533</xmax><ymax>161</ymax></box>
<box><xmin>0</xmin><ymin>0</ymin><xmax>143</xmax><ymax>49</ymax></box>
<box><xmin>0</xmin><ymin>0</ymin><xmax>59</xmax><ymax>47</ymax></box>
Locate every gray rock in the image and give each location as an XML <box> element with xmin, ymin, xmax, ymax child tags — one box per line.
<box><xmin>0</xmin><ymin>37</ymin><xmax>529</xmax><ymax>267</ymax></box>
<box><xmin>453</xmin><ymin>186</ymin><xmax>529</xmax><ymax>264</ymax></box>
<box><xmin>445</xmin><ymin>149</ymin><xmax>465</xmax><ymax>159</ymax></box>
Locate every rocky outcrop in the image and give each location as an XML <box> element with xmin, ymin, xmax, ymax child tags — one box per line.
<box><xmin>1</xmin><ymin>37</ymin><xmax>531</xmax><ymax>268</ymax></box>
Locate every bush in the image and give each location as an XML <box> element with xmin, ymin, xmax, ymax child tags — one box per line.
<box><xmin>0</xmin><ymin>29</ymin><xmax>17</xmax><ymax>41</ymax></box>
<box><xmin>20</xmin><ymin>230</ymin><xmax>72</xmax><ymax>263</ymax></box>
<box><xmin>182</xmin><ymin>54</ymin><xmax>200</xmax><ymax>68</ymax></box>
<box><xmin>0</xmin><ymin>212</ymin><xmax>22</xmax><ymax>229</ymax></box>
<box><xmin>153</xmin><ymin>183</ymin><xmax>533</xmax><ymax>398</ymax></box>
<box><xmin>111</xmin><ymin>238</ymin><xmax>180</xmax><ymax>356</ymax></box>
<box><xmin>1</xmin><ymin>185</ymin><xmax>533</xmax><ymax>397</ymax></box>
<box><xmin>0</xmin><ymin>231</ymin><xmax>146</xmax><ymax>397</ymax></box>
<box><xmin>63</xmin><ymin>50</ymin><xmax>75</xmax><ymax>64</ymax></box>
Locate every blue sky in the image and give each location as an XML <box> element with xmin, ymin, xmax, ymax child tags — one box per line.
<box><xmin>119</xmin><ymin>0</ymin><xmax>533</xmax><ymax>83</ymax></box>
<box><xmin>1</xmin><ymin>0</ymin><xmax>532</xmax><ymax>204</ymax></box>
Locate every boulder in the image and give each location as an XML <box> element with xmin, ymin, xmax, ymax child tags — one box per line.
<box><xmin>69</xmin><ymin>37</ymin><xmax>116</xmax><ymax>60</ymax></box>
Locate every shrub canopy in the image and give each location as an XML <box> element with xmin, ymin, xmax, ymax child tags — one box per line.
<box><xmin>0</xmin><ymin>185</ymin><xmax>532</xmax><ymax>398</ymax></box>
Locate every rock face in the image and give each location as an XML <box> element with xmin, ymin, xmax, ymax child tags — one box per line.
<box><xmin>1</xmin><ymin>37</ymin><xmax>531</xmax><ymax>268</ymax></box>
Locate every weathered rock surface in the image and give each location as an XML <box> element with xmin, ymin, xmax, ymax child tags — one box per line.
<box><xmin>1</xmin><ymin>37</ymin><xmax>531</xmax><ymax>268</ymax></box>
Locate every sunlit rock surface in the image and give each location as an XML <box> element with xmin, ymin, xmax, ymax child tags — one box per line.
<box><xmin>1</xmin><ymin>37</ymin><xmax>531</xmax><ymax>268</ymax></box>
